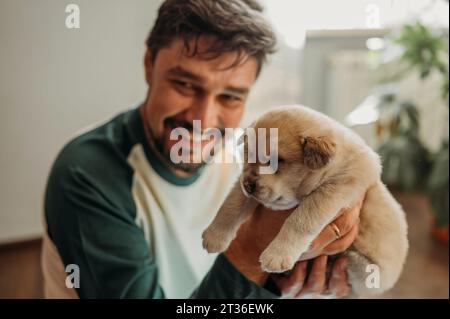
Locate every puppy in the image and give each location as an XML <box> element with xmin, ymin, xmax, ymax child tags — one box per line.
<box><xmin>202</xmin><ymin>105</ymin><xmax>408</xmax><ymax>297</ymax></box>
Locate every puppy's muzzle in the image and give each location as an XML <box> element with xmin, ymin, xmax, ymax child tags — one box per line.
<box><xmin>242</xmin><ymin>177</ymin><xmax>257</xmax><ymax>195</ymax></box>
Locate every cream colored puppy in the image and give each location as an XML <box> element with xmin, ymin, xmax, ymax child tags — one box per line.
<box><xmin>202</xmin><ymin>105</ymin><xmax>408</xmax><ymax>297</ymax></box>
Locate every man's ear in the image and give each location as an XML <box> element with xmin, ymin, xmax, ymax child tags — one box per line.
<box><xmin>144</xmin><ymin>49</ymin><xmax>153</xmax><ymax>86</ymax></box>
<box><xmin>301</xmin><ymin>136</ymin><xmax>336</xmax><ymax>169</ymax></box>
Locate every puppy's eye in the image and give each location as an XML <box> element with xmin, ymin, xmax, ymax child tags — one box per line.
<box><xmin>273</xmin><ymin>157</ymin><xmax>284</xmax><ymax>174</ymax></box>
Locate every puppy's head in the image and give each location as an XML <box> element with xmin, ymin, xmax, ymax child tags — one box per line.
<box><xmin>240</xmin><ymin>108</ymin><xmax>336</xmax><ymax>210</ymax></box>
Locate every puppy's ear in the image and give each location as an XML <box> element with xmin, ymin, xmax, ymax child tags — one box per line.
<box><xmin>301</xmin><ymin>136</ymin><xmax>336</xmax><ymax>169</ymax></box>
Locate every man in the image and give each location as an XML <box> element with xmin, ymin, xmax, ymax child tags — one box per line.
<box><xmin>42</xmin><ymin>0</ymin><xmax>362</xmax><ymax>298</ymax></box>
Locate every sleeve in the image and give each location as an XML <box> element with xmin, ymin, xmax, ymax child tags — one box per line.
<box><xmin>45</xmin><ymin>164</ymin><xmax>165</xmax><ymax>298</ymax></box>
<box><xmin>45</xmin><ymin>164</ymin><xmax>280</xmax><ymax>299</ymax></box>
<box><xmin>191</xmin><ymin>254</ymin><xmax>280</xmax><ymax>298</ymax></box>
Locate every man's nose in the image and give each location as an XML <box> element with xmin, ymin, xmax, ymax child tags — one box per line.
<box><xmin>186</xmin><ymin>95</ymin><xmax>219</xmax><ymax>129</ymax></box>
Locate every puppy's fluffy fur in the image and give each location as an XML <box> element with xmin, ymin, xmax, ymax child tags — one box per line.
<box><xmin>202</xmin><ymin>105</ymin><xmax>408</xmax><ymax>297</ymax></box>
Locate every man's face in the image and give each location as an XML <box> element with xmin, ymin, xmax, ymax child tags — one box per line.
<box><xmin>143</xmin><ymin>37</ymin><xmax>259</xmax><ymax>174</ymax></box>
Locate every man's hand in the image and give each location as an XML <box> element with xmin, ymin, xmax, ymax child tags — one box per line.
<box><xmin>272</xmin><ymin>255</ymin><xmax>350</xmax><ymax>298</ymax></box>
<box><xmin>224</xmin><ymin>195</ymin><xmax>364</xmax><ymax>297</ymax></box>
<box><xmin>299</xmin><ymin>196</ymin><xmax>364</xmax><ymax>260</ymax></box>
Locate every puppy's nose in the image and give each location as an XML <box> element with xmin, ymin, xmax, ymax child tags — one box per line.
<box><xmin>243</xmin><ymin>178</ymin><xmax>256</xmax><ymax>194</ymax></box>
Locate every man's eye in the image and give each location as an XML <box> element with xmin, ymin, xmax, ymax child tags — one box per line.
<box><xmin>173</xmin><ymin>80</ymin><xmax>194</xmax><ymax>91</ymax></box>
<box><xmin>221</xmin><ymin>94</ymin><xmax>241</xmax><ymax>103</ymax></box>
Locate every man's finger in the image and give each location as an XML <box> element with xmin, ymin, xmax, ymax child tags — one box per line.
<box><xmin>323</xmin><ymin>221</ymin><xmax>359</xmax><ymax>255</ymax></box>
<box><xmin>272</xmin><ymin>261</ymin><xmax>308</xmax><ymax>298</ymax></box>
<box><xmin>326</xmin><ymin>257</ymin><xmax>350</xmax><ymax>298</ymax></box>
<box><xmin>299</xmin><ymin>193</ymin><xmax>365</xmax><ymax>261</ymax></box>
<box><xmin>300</xmin><ymin>208</ymin><xmax>359</xmax><ymax>261</ymax></box>
<box><xmin>334</xmin><ymin>204</ymin><xmax>361</xmax><ymax>237</ymax></box>
<box><xmin>296</xmin><ymin>255</ymin><xmax>328</xmax><ymax>297</ymax></box>
<box><xmin>299</xmin><ymin>226</ymin><xmax>337</xmax><ymax>260</ymax></box>
<box><xmin>319</xmin><ymin>202</ymin><xmax>361</xmax><ymax>251</ymax></box>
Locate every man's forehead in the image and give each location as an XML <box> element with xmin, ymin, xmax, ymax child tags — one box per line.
<box><xmin>156</xmin><ymin>37</ymin><xmax>258</xmax><ymax>84</ymax></box>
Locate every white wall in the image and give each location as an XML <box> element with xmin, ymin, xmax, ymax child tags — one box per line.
<box><xmin>0</xmin><ymin>0</ymin><xmax>163</xmax><ymax>243</ymax></box>
<box><xmin>301</xmin><ymin>29</ymin><xmax>449</xmax><ymax>152</ymax></box>
<box><xmin>243</xmin><ymin>44</ymin><xmax>302</xmax><ymax>125</ymax></box>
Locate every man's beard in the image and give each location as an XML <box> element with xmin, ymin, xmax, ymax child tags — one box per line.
<box><xmin>156</xmin><ymin>137</ymin><xmax>205</xmax><ymax>174</ymax></box>
<box><xmin>153</xmin><ymin>117</ymin><xmax>225</xmax><ymax>174</ymax></box>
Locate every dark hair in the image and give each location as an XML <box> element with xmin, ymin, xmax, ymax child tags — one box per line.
<box><xmin>146</xmin><ymin>0</ymin><xmax>277</xmax><ymax>77</ymax></box>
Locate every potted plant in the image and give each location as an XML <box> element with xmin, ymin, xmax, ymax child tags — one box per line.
<box><xmin>383</xmin><ymin>22</ymin><xmax>449</xmax><ymax>241</ymax></box>
<box><xmin>348</xmin><ymin>20</ymin><xmax>449</xmax><ymax>242</ymax></box>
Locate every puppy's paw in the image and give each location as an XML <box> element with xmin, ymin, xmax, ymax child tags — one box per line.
<box><xmin>202</xmin><ymin>227</ymin><xmax>233</xmax><ymax>253</ymax></box>
<box><xmin>259</xmin><ymin>245</ymin><xmax>297</xmax><ymax>273</ymax></box>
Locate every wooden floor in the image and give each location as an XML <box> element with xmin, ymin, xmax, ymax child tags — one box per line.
<box><xmin>0</xmin><ymin>239</ymin><xmax>43</xmax><ymax>298</ymax></box>
<box><xmin>0</xmin><ymin>192</ymin><xmax>448</xmax><ymax>299</ymax></box>
<box><xmin>376</xmin><ymin>192</ymin><xmax>449</xmax><ymax>299</ymax></box>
